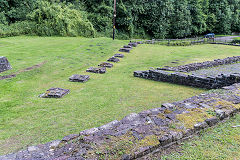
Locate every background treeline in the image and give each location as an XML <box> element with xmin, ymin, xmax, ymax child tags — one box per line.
<box><xmin>0</xmin><ymin>0</ymin><xmax>240</xmax><ymax>39</ymax></box>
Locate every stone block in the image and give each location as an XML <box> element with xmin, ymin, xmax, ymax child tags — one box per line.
<box><xmin>119</xmin><ymin>48</ymin><xmax>131</xmax><ymax>53</ymax></box>
<box><xmin>98</xmin><ymin>62</ymin><xmax>113</xmax><ymax>68</ymax></box>
<box><xmin>0</xmin><ymin>56</ymin><xmax>12</xmax><ymax>73</ymax></box>
<box><xmin>39</xmin><ymin>88</ymin><xmax>70</xmax><ymax>98</ymax></box>
<box><xmin>194</xmin><ymin>122</ymin><xmax>208</xmax><ymax>131</ymax></box>
<box><xmin>107</xmin><ymin>57</ymin><xmax>120</xmax><ymax>63</ymax></box>
<box><xmin>86</xmin><ymin>67</ymin><xmax>106</xmax><ymax>74</ymax></box>
<box><xmin>128</xmin><ymin>42</ymin><xmax>138</xmax><ymax>47</ymax></box>
<box><xmin>205</xmin><ymin>117</ymin><xmax>219</xmax><ymax>127</ymax></box>
<box><xmin>123</xmin><ymin>45</ymin><xmax>132</xmax><ymax>49</ymax></box>
<box><xmin>114</xmin><ymin>53</ymin><xmax>124</xmax><ymax>58</ymax></box>
<box><xmin>69</xmin><ymin>75</ymin><xmax>90</xmax><ymax>82</ymax></box>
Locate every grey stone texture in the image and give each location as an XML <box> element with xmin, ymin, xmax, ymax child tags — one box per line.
<box><xmin>69</xmin><ymin>75</ymin><xmax>90</xmax><ymax>82</ymax></box>
<box><xmin>39</xmin><ymin>88</ymin><xmax>70</xmax><ymax>98</ymax></box>
<box><xmin>114</xmin><ymin>53</ymin><xmax>124</xmax><ymax>58</ymax></box>
<box><xmin>123</xmin><ymin>45</ymin><xmax>132</xmax><ymax>49</ymax></box>
<box><xmin>107</xmin><ymin>57</ymin><xmax>120</xmax><ymax>63</ymax></box>
<box><xmin>4</xmin><ymin>83</ymin><xmax>240</xmax><ymax>160</ymax></box>
<box><xmin>119</xmin><ymin>48</ymin><xmax>131</xmax><ymax>53</ymax></box>
<box><xmin>128</xmin><ymin>42</ymin><xmax>138</xmax><ymax>47</ymax></box>
<box><xmin>0</xmin><ymin>56</ymin><xmax>12</xmax><ymax>73</ymax></box>
<box><xmin>98</xmin><ymin>62</ymin><xmax>113</xmax><ymax>68</ymax></box>
<box><xmin>86</xmin><ymin>67</ymin><xmax>106</xmax><ymax>74</ymax></box>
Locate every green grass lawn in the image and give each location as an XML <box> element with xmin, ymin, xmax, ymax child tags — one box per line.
<box><xmin>159</xmin><ymin>113</ymin><xmax>240</xmax><ymax>160</ymax></box>
<box><xmin>0</xmin><ymin>37</ymin><xmax>240</xmax><ymax>155</ymax></box>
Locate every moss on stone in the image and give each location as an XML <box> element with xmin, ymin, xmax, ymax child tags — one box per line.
<box><xmin>137</xmin><ymin>135</ymin><xmax>160</xmax><ymax>147</ymax></box>
<box><xmin>176</xmin><ymin>108</ymin><xmax>213</xmax><ymax>129</ymax></box>
<box><xmin>157</xmin><ymin>113</ymin><xmax>166</xmax><ymax>119</ymax></box>
<box><xmin>211</xmin><ymin>99</ymin><xmax>240</xmax><ymax>109</ymax></box>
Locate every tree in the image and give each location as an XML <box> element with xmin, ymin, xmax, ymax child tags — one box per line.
<box><xmin>188</xmin><ymin>0</ymin><xmax>207</xmax><ymax>35</ymax></box>
<box><xmin>170</xmin><ymin>0</ymin><xmax>192</xmax><ymax>38</ymax></box>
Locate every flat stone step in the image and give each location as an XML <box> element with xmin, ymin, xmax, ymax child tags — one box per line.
<box><xmin>69</xmin><ymin>75</ymin><xmax>90</xmax><ymax>82</ymax></box>
<box><xmin>98</xmin><ymin>62</ymin><xmax>113</xmax><ymax>68</ymax></box>
<box><xmin>39</xmin><ymin>88</ymin><xmax>70</xmax><ymax>98</ymax></box>
<box><xmin>107</xmin><ymin>57</ymin><xmax>120</xmax><ymax>63</ymax></box>
<box><xmin>119</xmin><ymin>48</ymin><xmax>131</xmax><ymax>53</ymax></box>
<box><xmin>114</xmin><ymin>54</ymin><xmax>124</xmax><ymax>58</ymax></box>
<box><xmin>86</xmin><ymin>67</ymin><xmax>106</xmax><ymax>74</ymax></box>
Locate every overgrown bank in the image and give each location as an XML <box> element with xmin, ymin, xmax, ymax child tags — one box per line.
<box><xmin>0</xmin><ymin>0</ymin><xmax>240</xmax><ymax>39</ymax></box>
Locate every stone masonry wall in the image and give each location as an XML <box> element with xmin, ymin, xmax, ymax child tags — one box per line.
<box><xmin>158</xmin><ymin>56</ymin><xmax>240</xmax><ymax>72</ymax></box>
<box><xmin>134</xmin><ymin>69</ymin><xmax>240</xmax><ymax>89</ymax></box>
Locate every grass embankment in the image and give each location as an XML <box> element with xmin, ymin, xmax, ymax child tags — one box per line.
<box><xmin>0</xmin><ymin>36</ymin><xmax>239</xmax><ymax>155</ymax></box>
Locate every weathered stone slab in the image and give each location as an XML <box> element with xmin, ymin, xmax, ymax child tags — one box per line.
<box><xmin>123</xmin><ymin>45</ymin><xmax>132</xmax><ymax>49</ymax></box>
<box><xmin>86</xmin><ymin>67</ymin><xmax>106</xmax><ymax>74</ymax></box>
<box><xmin>119</xmin><ymin>48</ymin><xmax>131</xmax><ymax>53</ymax></box>
<box><xmin>69</xmin><ymin>75</ymin><xmax>90</xmax><ymax>82</ymax></box>
<box><xmin>128</xmin><ymin>42</ymin><xmax>138</xmax><ymax>47</ymax></box>
<box><xmin>39</xmin><ymin>88</ymin><xmax>70</xmax><ymax>98</ymax></box>
<box><xmin>98</xmin><ymin>62</ymin><xmax>113</xmax><ymax>68</ymax></box>
<box><xmin>0</xmin><ymin>56</ymin><xmax>12</xmax><ymax>73</ymax></box>
<box><xmin>107</xmin><ymin>57</ymin><xmax>120</xmax><ymax>63</ymax></box>
<box><xmin>114</xmin><ymin>53</ymin><xmax>124</xmax><ymax>58</ymax></box>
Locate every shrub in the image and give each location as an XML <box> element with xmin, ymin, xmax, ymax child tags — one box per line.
<box><xmin>0</xmin><ymin>21</ymin><xmax>35</xmax><ymax>38</ymax></box>
<box><xmin>28</xmin><ymin>1</ymin><xmax>95</xmax><ymax>37</ymax></box>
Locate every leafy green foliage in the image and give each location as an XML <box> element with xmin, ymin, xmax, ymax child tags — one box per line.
<box><xmin>28</xmin><ymin>1</ymin><xmax>95</xmax><ymax>37</ymax></box>
<box><xmin>0</xmin><ymin>0</ymin><xmax>239</xmax><ymax>38</ymax></box>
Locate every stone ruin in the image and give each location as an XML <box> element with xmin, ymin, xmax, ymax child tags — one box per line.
<box><xmin>0</xmin><ymin>56</ymin><xmax>12</xmax><ymax>73</ymax></box>
<box><xmin>114</xmin><ymin>53</ymin><xmax>124</xmax><ymax>58</ymax></box>
<box><xmin>3</xmin><ymin>83</ymin><xmax>240</xmax><ymax>159</ymax></box>
<box><xmin>134</xmin><ymin>56</ymin><xmax>240</xmax><ymax>89</ymax></box>
<box><xmin>123</xmin><ymin>45</ymin><xmax>132</xmax><ymax>49</ymax></box>
<box><xmin>98</xmin><ymin>62</ymin><xmax>113</xmax><ymax>68</ymax></box>
<box><xmin>107</xmin><ymin>57</ymin><xmax>120</xmax><ymax>63</ymax></box>
<box><xmin>2</xmin><ymin>40</ymin><xmax>240</xmax><ymax>160</ymax></box>
<box><xmin>39</xmin><ymin>88</ymin><xmax>70</xmax><ymax>98</ymax></box>
<box><xmin>158</xmin><ymin>56</ymin><xmax>240</xmax><ymax>72</ymax></box>
<box><xmin>69</xmin><ymin>75</ymin><xmax>90</xmax><ymax>83</ymax></box>
<box><xmin>86</xmin><ymin>67</ymin><xmax>106</xmax><ymax>74</ymax></box>
<box><xmin>119</xmin><ymin>48</ymin><xmax>131</xmax><ymax>53</ymax></box>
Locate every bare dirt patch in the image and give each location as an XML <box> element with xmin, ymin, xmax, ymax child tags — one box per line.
<box><xmin>0</xmin><ymin>61</ymin><xmax>47</xmax><ymax>80</ymax></box>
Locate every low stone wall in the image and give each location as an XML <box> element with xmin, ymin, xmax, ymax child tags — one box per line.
<box><xmin>0</xmin><ymin>56</ymin><xmax>11</xmax><ymax>73</ymax></box>
<box><xmin>2</xmin><ymin>83</ymin><xmax>240</xmax><ymax>160</ymax></box>
<box><xmin>210</xmin><ymin>42</ymin><xmax>240</xmax><ymax>46</ymax></box>
<box><xmin>134</xmin><ymin>70</ymin><xmax>240</xmax><ymax>89</ymax></box>
<box><xmin>158</xmin><ymin>56</ymin><xmax>240</xmax><ymax>72</ymax></box>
